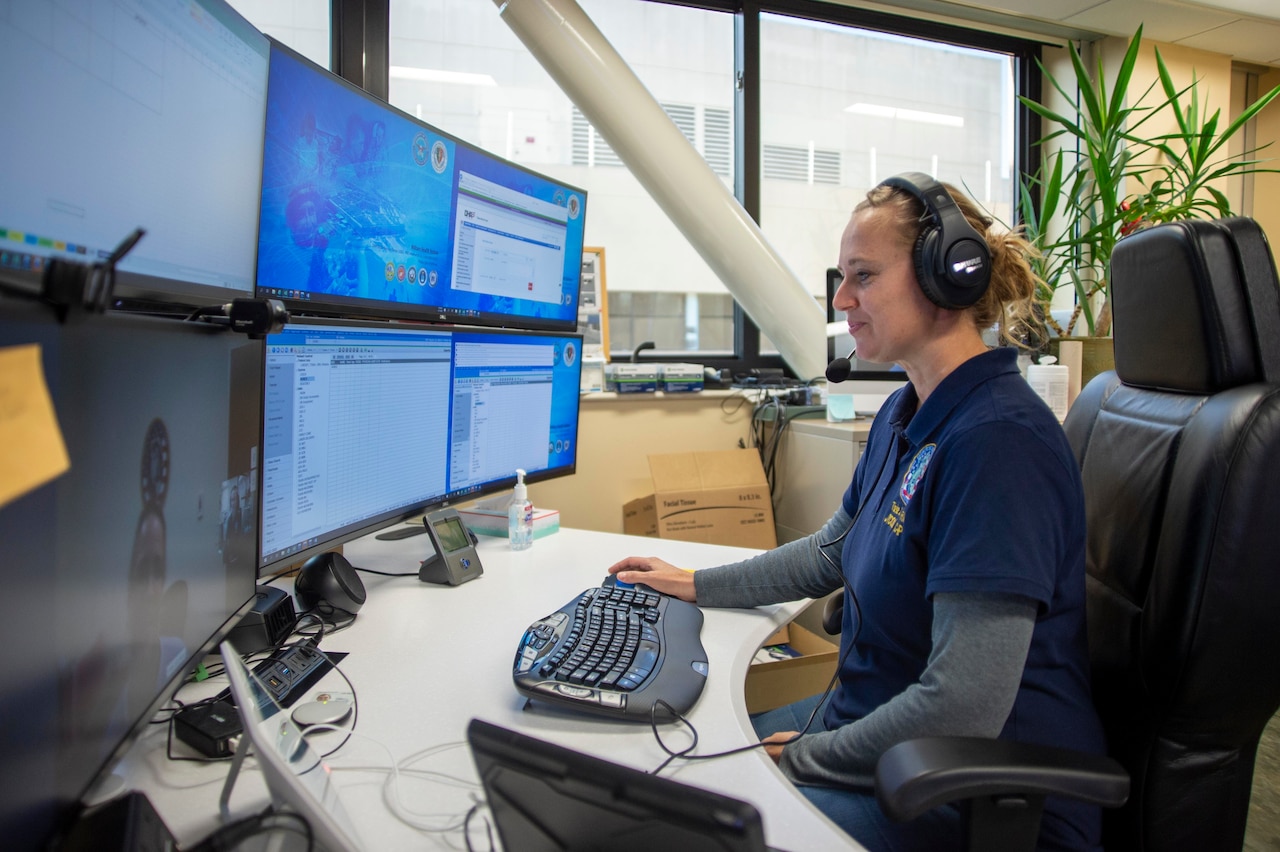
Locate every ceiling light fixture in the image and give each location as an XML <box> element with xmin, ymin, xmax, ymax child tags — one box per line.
<box><xmin>845</xmin><ymin>102</ymin><xmax>963</xmax><ymax>127</ymax></box>
<box><xmin>390</xmin><ymin>66</ymin><xmax>498</xmax><ymax>86</ymax></box>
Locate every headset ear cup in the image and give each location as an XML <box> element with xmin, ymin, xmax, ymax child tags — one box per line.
<box><xmin>913</xmin><ymin>226</ymin><xmax>953</xmax><ymax>309</ymax></box>
<box><xmin>881</xmin><ymin>171</ymin><xmax>991</xmax><ymax>311</ymax></box>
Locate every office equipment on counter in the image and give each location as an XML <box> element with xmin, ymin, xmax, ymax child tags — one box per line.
<box><xmin>102</xmin><ymin>529</ymin><xmax>856</xmax><ymax>850</ymax></box>
<box><xmin>226</xmin><ymin>585</ymin><xmax>297</xmax><ymax>654</ymax></box>
<box><xmin>418</xmin><ymin>508</ymin><xmax>484</xmax><ymax>586</ymax></box>
<box><xmin>512</xmin><ymin>583</ymin><xmax>708</xmax><ymax>720</ymax></box>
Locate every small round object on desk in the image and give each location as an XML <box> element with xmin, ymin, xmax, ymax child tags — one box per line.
<box><xmin>290</xmin><ymin>693</ymin><xmax>353</xmax><ymax>728</ymax></box>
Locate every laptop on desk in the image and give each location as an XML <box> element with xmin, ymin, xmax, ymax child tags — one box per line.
<box><xmin>219</xmin><ymin>643</ymin><xmax>364</xmax><ymax>851</ymax></box>
<box><xmin>467</xmin><ymin>718</ymin><xmax>777</xmax><ymax>852</ymax></box>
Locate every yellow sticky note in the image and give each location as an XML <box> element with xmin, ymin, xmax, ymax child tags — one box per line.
<box><xmin>0</xmin><ymin>344</ymin><xmax>70</xmax><ymax>509</ymax></box>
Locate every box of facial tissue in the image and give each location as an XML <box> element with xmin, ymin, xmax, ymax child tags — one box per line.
<box><xmin>622</xmin><ymin>449</ymin><xmax>776</xmax><ymax>550</ymax></box>
<box><xmin>658</xmin><ymin>363</ymin><xmax>704</xmax><ymax>393</ymax></box>
<box><xmin>606</xmin><ymin>363</ymin><xmax>658</xmax><ymax>393</ymax></box>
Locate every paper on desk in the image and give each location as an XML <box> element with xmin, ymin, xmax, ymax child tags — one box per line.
<box><xmin>0</xmin><ymin>344</ymin><xmax>69</xmax><ymax>508</ymax></box>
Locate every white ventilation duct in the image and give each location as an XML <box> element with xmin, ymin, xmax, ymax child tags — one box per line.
<box><xmin>494</xmin><ymin>0</ymin><xmax>826</xmax><ymax>382</ymax></box>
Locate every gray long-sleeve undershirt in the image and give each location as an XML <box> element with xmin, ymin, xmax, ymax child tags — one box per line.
<box><xmin>694</xmin><ymin>506</ymin><xmax>1037</xmax><ymax>789</ymax></box>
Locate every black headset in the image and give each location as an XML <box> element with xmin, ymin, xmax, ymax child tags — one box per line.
<box><xmin>879</xmin><ymin>171</ymin><xmax>991</xmax><ymax>310</ymax></box>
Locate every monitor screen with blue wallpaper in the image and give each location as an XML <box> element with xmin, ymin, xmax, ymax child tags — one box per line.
<box><xmin>255</xmin><ymin>41</ymin><xmax>586</xmax><ymax>332</ymax></box>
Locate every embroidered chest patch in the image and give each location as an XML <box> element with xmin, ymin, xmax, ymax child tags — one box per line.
<box><xmin>901</xmin><ymin>443</ymin><xmax>936</xmax><ymax>504</ymax></box>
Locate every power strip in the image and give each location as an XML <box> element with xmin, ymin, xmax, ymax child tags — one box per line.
<box><xmin>252</xmin><ymin>640</ymin><xmax>331</xmax><ymax>706</ymax></box>
<box><xmin>217</xmin><ymin>640</ymin><xmax>335</xmax><ymax>709</ymax></box>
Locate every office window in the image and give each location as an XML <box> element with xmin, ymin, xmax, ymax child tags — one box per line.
<box><xmin>387</xmin><ymin>0</ymin><xmax>737</xmax><ymax>356</ymax></box>
<box><xmin>227</xmin><ymin>0</ymin><xmax>329</xmax><ymax>68</ymax></box>
<box><xmin>232</xmin><ymin>1</ymin><xmax>1034</xmax><ymax>374</ymax></box>
<box><xmin>572</xmin><ymin>108</ymin><xmax>625</xmax><ymax>169</ymax></box>
<box><xmin>572</xmin><ymin>104</ymin><xmax>731</xmax><ymax>178</ymax></box>
<box><xmin>758</xmin><ymin>14</ymin><xmax>1017</xmax><ymax>304</ymax></box>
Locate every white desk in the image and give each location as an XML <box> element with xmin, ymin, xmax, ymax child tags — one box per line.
<box><xmin>114</xmin><ymin>527</ymin><xmax>858</xmax><ymax>851</ymax></box>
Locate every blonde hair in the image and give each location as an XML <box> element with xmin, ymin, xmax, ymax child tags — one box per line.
<box><xmin>856</xmin><ymin>181</ymin><xmax>1041</xmax><ymax>348</ymax></box>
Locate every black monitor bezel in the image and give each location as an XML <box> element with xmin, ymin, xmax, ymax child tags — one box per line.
<box><xmin>0</xmin><ymin>296</ymin><xmax>262</xmax><ymax>848</ymax></box>
<box><xmin>255</xmin><ymin>39</ymin><xmax>587</xmax><ymax>334</ymax></box>
<box><xmin>256</xmin><ymin>316</ymin><xmax>583</xmax><ymax>574</ymax></box>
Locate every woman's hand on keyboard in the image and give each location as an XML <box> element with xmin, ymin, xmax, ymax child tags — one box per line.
<box><xmin>607</xmin><ymin>556</ymin><xmax>697</xmax><ymax>602</ymax></box>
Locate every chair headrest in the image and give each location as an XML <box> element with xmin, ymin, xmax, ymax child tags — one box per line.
<box><xmin>1110</xmin><ymin>218</ymin><xmax>1280</xmax><ymax>394</ymax></box>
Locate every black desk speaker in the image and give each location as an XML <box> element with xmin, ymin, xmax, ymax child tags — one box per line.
<box><xmin>296</xmin><ymin>551</ymin><xmax>366</xmax><ymax>614</ymax></box>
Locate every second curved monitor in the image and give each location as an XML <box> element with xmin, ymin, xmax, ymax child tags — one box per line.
<box><xmin>256</xmin><ymin>41</ymin><xmax>587</xmax><ymax>332</ymax></box>
<box><xmin>258</xmin><ymin>318</ymin><xmax>583</xmax><ymax>571</ymax></box>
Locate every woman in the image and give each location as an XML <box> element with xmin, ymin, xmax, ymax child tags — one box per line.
<box><xmin>609</xmin><ymin>175</ymin><xmax>1106</xmax><ymax>851</ymax></box>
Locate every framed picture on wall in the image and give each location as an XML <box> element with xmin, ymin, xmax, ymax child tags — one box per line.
<box><xmin>579</xmin><ymin>247</ymin><xmax>610</xmax><ymax>361</ymax></box>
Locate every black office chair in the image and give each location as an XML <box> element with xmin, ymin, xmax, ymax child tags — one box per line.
<box><xmin>869</xmin><ymin>217</ymin><xmax>1280</xmax><ymax>851</ymax></box>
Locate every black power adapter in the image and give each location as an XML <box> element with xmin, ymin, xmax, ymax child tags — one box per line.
<box><xmin>173</xmin><ymin>700</ymin><xmax>243</xmax><ymax>758</ymax></box>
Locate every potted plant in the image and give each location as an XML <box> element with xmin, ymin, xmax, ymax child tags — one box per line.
<box><xmin>1019</xmin><ymin>25</ymin><xmax>1280</xmax><ymax>367</ymax></box>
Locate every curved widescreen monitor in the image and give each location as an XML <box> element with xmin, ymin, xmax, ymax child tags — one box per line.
<box><xmin>0</xmin><ymin>298</ymin><xmax>262</xmax><ymax>848</ymax></box>
<box><xmin>255</xmin><ymin>41</ymin><xmax>587</xmax><ymax>332</ymax></box>
<box><xmin>259</xmin><ymin>318</ymin><xmax>583</xmax><ymax>570</ymax></box>
<box><xmin>0</xmin><ymin>0</ymin><xmax>270</xmax><ymax>310</ymax></box>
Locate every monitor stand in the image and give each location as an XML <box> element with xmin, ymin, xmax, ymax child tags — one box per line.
<box><xmin>375</xmin><ymin>519</ymin><xmax>426</xmax><ymax>541</ymax></box>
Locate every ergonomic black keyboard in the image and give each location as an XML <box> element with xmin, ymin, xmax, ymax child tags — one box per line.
<box><xmin>512</xmin><ymin>584</ymin><xmax>708</xmax><ymax>720</ymax></box>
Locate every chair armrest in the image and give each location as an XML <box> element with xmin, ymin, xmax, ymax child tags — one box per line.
<box><xmin>874</xmin><ymin>736</ymin><xmax>1130</xmax><ymax>822</ymax></box>
<box><xmin>821</xmin><ymin>594</ymin><xmax>844</xmax><ymax>635</ymax></box>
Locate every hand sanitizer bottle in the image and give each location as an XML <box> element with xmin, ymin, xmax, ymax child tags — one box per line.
<box><xmin>508</xmin><ymin>469</ymin><xmax>533</xmax><ymax>551</ymax></box>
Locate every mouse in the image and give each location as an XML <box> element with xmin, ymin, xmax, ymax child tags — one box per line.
<box><xmin>290</xmin><ymin>693</ymin><xmax>353</xmax><ymax>728</ymax></box>
<box><xmin>602</xmin><ymin>574</ymin><xmax>659</xmax><ymax>594</ymax></box>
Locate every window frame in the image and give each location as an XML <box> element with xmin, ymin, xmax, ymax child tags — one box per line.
<box><xmin>326</xmin><ymin>0</ymin><xmax>1042</xmax><ymax>378</ymax></box>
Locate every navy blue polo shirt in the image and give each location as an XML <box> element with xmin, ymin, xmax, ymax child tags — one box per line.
<box><xmin>830</xmin><ymin>347</ymin><xmax>1104</xmax><ymax>848</ymax></box>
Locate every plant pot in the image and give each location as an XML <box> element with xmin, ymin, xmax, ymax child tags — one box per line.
<box><xmin>1049</xmin><ymin>336</ymin><xmax>1115</xmax><ymax>388</ymax></box>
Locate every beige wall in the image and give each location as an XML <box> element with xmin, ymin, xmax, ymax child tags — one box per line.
<box><xmin>1256</xmin><ymin>67</ymin><xmax>1280</xmax><ymax>240</ymax></box>
<box><xmin>1122</xmin><ymin>38</ymin><xmax>1280</xmax><ymax>255</ymax></box>
<box><xmin>519</xmin><ymin>392</ymin><xmax>756</xmax><ymax>533</ymax></box>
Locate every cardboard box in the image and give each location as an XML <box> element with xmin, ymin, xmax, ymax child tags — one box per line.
<box><xmin>456</xmin><ymin>506</ymin><xmax>560</xmax><ymax>540</ymax></box>
<box><xmin>744</xmin><ymin>623</ymin><xmax>840</xmax><ymax>714</ymax></box>
<box><xmin>622</xmin><ymin>449</ymin><xmax>777</xmax><ymax>549</ymax></box>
